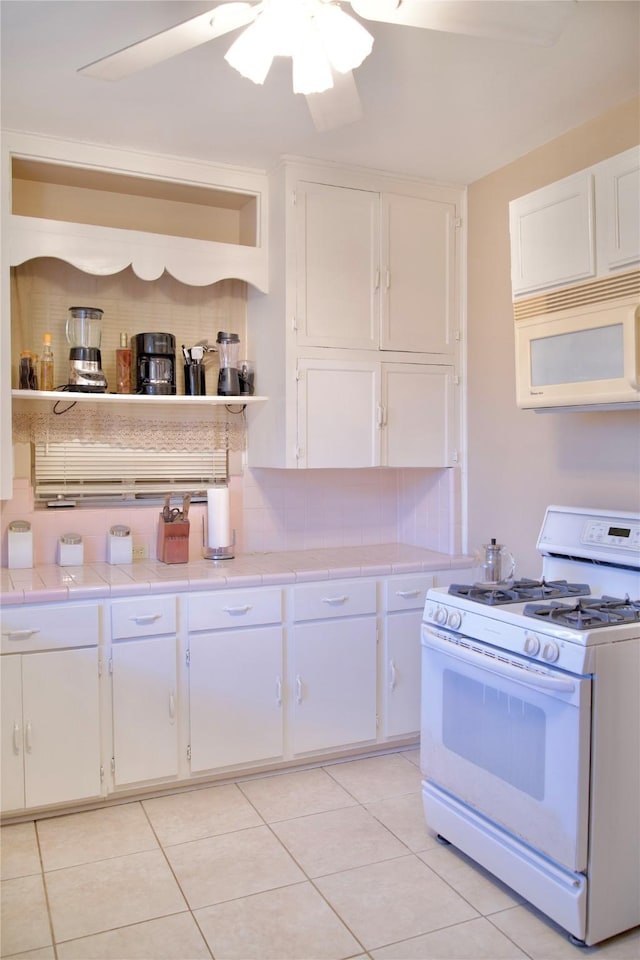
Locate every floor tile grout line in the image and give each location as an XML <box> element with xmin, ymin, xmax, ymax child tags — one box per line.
<box><xmin>33</xmin><ymin>817</ymin><xmax>59</xmax><ymax>960</ymax></box>
<box><xmin>138</xmin><ymin>795</ymin><xmax>216</xmax><ymax>960</ymax></box>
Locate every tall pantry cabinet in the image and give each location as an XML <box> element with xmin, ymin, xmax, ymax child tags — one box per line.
<box><xmin>246</xmin><ymin>160</ymin><xmax>464</xmax><ymax>469</ymax></box>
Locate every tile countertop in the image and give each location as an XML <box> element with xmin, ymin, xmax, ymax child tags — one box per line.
<box><xmin>0</xmin><ymin>544</ymin><xmax>475</xmax><ymax>605</ymax></box>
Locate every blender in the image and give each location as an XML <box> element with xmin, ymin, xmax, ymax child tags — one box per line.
<box><xmin>216</xmin><ymin>331</ymin><xmax>240</xmax><ymax>396</ymax></box>
<box><xmin>66</xmin><ymin>306</ymin><xmax>107</xmax><ymax>392</ymax></box>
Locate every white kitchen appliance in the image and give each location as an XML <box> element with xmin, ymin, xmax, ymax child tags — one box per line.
<box><xmin>421</xmin><ymin>505</ymin><xmax>640</xmax><ymax>947</ymax></box>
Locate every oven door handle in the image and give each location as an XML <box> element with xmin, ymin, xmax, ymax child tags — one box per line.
<box><xmin>423</xmin><ymin>628</ymin><xmax>578</xmax><ymax>694</ymax></box>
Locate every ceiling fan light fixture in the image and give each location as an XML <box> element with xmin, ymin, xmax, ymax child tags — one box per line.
<box><xmin>224</xmin><ymin>0</ymin><xmax>374</xmax><ymax>94</ymax></box>
<box><xmin>314</xmin><ymin>4</ymin><xmax>374</xmax><ymax>75</ymax></box>
<box><xmin>224</xmin><ymin>14</ymin><xmax>275</xmax><ymax>84</ymax></box>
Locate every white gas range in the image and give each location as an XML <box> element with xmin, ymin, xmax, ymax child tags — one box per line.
<box><xmin>420</xmin><ymin>505</ymin><xmax>640</xmax><ymax>947</ymax></box>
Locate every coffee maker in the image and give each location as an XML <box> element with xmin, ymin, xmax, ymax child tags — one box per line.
<box><xmin>66</xmin><ymin>306</ymin><xmax>107</xmax><ymax>393</ymax></box>
<box><xmin>131</xmin><ymin>333</ymin><xmax>176</xmax><ymax>395</ymax></box>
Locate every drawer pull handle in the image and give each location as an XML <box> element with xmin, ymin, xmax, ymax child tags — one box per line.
<box><xmin>389</xmin><ymin>659</ymin><xmax>398</xmax><ymax>691</ymax></box>
<box><xmin>321</xmin><ymin>595</ymin><xmax>348</xmax><ymax>606</ymax></box>
<box><xmin>13</xmin><ymin>721</ymin><xmax>21</xmax><ymax>754</ymax></box>
<box><xmin>169</xmin><ymin>691</ymin><xmax>176</xmax><ymax>722</ymax></box>
<box><xmin>275</xmin><ymin>676</ymin><xmax>282</xmax><ymax>706</ymax></box>
<box><xmin>295</xmin><ymin>675</ymin><xmax>303</xmax><ymax>704</ymax></box>
<box><xmin>130</xmin><ymin>614</ymin><xmax>162</xmax><ymax>625</ymax></box>
<box><xmin>25</xmin><ymin>721</ymin><xmax>33</xmax><ymax>753</ymax></box>
<box><xmin>396</xmin><ymin>590</ymin><xmax>420</xmax><ymax>599</ymax></box>
<box><xmin>3</xmin><ymin>628</ymin><xmax>40</xmax><ymax>642</ymax></box>
<box><xmin>223</xmin><ymin>605</ymin><xmax>252</xmax><ymax>616</ymax></box>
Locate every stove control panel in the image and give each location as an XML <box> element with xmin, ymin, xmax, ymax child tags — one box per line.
<box><xmin>582</xmin><ymin>519</ymin><xmax>640</xmax><ymax>552</ymax></box>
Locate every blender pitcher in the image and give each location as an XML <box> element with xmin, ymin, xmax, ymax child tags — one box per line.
<box><xmin>66</xmin><ymin>306</ymin><xmax>107</xmax><ymax>392</ymax></box>
<box><xmin>216</xmin><ymin>331</ymin><xmax>240</xmax><ymax>396</ymax></box>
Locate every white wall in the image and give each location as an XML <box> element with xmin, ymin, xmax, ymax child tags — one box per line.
<box><xmin>466</xmin><ymin>97</ymin><xmax>640</xmax><ymax>575</ymax></box>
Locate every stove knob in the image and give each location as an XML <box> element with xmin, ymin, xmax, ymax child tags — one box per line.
<box><xmin>524</xmin><ymin>632</ymin><xmax>540</xmax><ymax>657</ymax></box>
<box><xmin>542</xmin><ymin>640</ymin><xmax>560</xmax><ymax>663</ymax></box>
<box><xmin>448</xmin><ymin>611</ymin><xmax>462</xmax><ymax>630</ymax></box>
<box><xmin>434</xmin><ymin>607</ymin><xmax>448</xmax><ymax>625</ymax></box>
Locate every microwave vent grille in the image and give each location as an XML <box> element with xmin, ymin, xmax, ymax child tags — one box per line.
<box><xmin>513</xmin><ymin>269</ymin><xmax>640</xmax><ymax>322</ymax></box>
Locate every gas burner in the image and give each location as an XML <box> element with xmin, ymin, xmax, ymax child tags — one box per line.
<box><xmin>448</xmin><ymin>578</ymin><xmax>591</xmax><ymax>606</ymax></box>
<box><xmin>524</xmin><ymin>595</ymin><xmax>640</xmax><ymax>630</ymax></box>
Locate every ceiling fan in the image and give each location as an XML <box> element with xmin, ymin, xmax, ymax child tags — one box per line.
<box><xmin>78</xmin><ymin>0</ymin><xmax>575</xmax><ymax>131</ymax></box>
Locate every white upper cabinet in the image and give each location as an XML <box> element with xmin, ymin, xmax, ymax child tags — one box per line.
<box><xmin>247</xmin><ymin>160</ymin><xmax>463</xmax><ymax>469</ymax></box>
<box><xmin>509</xmin><ymin>171</ymin><xmax>595</xmax><ymax>296</ymax></box>
<box><xmin>295</xmin><ymin>182</ymin><xmax>379</xmax><ymax>350</ymax></box>
<box><xmin>294</xmin><ymin>180</ymin><xmax>457</xmax><ymax>355</ymax></box>
<box><xmin>509</xmin><ymin>146</ymin><xmax>640</xmax><ymax>298</ymax></box>
<box><xmin>595</xmin><ymin>147</ymin><xmax>640</xmax><ymax>272</ymax></box>
<box><xmin>380</xmin><ymin>192</ymin><xmax>456</xmax><ymax>354</ymax></box>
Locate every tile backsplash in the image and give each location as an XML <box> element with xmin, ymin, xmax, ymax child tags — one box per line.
<box><xmin>0</xmin><ymin>466</ymin><xmax>458</xmax><ymax>567</ymax></box>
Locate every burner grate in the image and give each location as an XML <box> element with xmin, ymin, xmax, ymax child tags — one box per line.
<box><xmin>523</xmin><ymin>595</ymin><xmax>640</xmax><ymax>630</ymax></box>
<box><xmin>448</xmin><ymin>578</ymin><xmax>591</xmax><ymax>606</ymax></box>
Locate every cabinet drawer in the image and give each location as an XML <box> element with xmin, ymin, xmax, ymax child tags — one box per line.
<box><xmin>293</xmin><ymin>578</ymin><xmax>377</xmax><ymax>622</ymax></box>
<box><xmin>188</xmin><ymin>588</ymin><xmax>283</xmax><ymax>631</ymax></box>
<box><xmin>384</xmin><ymin>574</ymin><xmax>433</xmax><ymax>612</ymax></box>
<box><xmin>1</xmin><ymin>602</ymin><xmax>101</xmax><ymax>653</ymax></box>
<box><xmin>111</xmin><ymin>595</ymin><xmax>176</xmax><ymax>639</ymax></box>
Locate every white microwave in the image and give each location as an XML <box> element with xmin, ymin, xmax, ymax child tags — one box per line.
<box><xmin>514</xmin><ymin>297</ymin><xmax>640</xmax><ymax>411</ymax></box>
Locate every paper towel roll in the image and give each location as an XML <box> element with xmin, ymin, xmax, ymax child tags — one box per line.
<box><xmin>207</xmin><ymin>485</ymin><xmax>231</xmax><ymax>549</ymax></box>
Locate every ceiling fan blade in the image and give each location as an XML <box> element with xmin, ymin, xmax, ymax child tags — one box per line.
<box><xmin>78</xmin><ymin>2</ymin><xmax>259</xmax><ymax>80</ymax></box>
<box><xmin>350</xmin><ymin>0</ymin><xmax>575</xmax><ymax>46</ymax></box>
<box><xmin>305</xmin><ymin>69</ymin><xmax>364</xmax><ymax>132</ymax></box>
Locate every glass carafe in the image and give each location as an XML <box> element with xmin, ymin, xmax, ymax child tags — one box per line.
<box><xmin>216</xmin><ymin>331</ymin><xmax>240</xmax><ymax>396</ymax></box>
<box><xmin>66</xmin><ymin>306</ymin><xmax>103</xmax><ymax>349</ymax></box>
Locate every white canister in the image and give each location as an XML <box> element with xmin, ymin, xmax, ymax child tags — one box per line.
<box><xmin>108</xmin><ymin>524</ymin><xmax>132</xmax><ymax>564</ymax></box>
<box><xmin>57</xmin><ymin>532</ymin><xmax>84</xmax><ymax>566</ymax></box>
<box><xmin>8</xmin><ymin>520</ymin><xmax>33</xmax><ymax>569</ymax></box>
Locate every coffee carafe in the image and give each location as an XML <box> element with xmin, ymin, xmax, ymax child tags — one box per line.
<box><xmin>66</xmin><ymin>306</ymin><xmax>107</xmax><ymax>392</ymax></box>
<box><xmin>216</xmin><ymin>331</ymin><xmax>240</xmax><ymax>396</ymax></box>
<box><xmin>482</xmin><ymin>538</ymin><xmax>516</xmax><ymax>583</ymax></box>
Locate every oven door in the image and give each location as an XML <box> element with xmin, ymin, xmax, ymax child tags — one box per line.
<box><xmin>421</xmin><ymin>626</ymin><xmax>592</xmax><ymax>873</ymax></box>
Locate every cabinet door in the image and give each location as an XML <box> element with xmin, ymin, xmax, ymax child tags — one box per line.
<box><xmin>111</xmin><ymin>636</ymin><xmax>178</xmax><ymax>786</ymax></box>
<box><xmin>509</xmin><ymin>171</ymin><xmax>596</xmax><ymax>296</ymax></box>
<box><xmin>381</xmin><ymin>193</ymin><xmax>456</xmax><ymax>354</ymax></box>
<box><xmin>189</xmin><ymin>626</ymin><xmax>283</xmax><ymax>772</ymax></box>
<box><xmin>596</xmin><ymin>147</ymin><xmax>640</xmax><ymax>272</ymax></box>
<box><xmin>1</xmin><ymin>655</ymin><xmax>25</xmax><ymax>811</ymax></box>
<box><xmin>382</xmin><ymin>610</ymin><xmax>423</xmax><ymax>739</ymax></box>
<box><xmin>382</xmin><ymin>363</ymin><xmax>455</xmax><ymax>467</ymax></box>
<box><xmin>292</xmin><ymin>617</ymin><xmax>377</xmax><ymax>755</ymax></box>
<box><xmin>295</xmin><ymin>181</ymin><xmax>379</xmax><ymax>349</ymax></box>
<box><xmin>297</xmin><ymin>358</ymin><xmax>380</xmax><ymax>467</ymax></box>
<box><xmin>22</xmin><ymin>648</ymin><xmax>101</xmax><ymax>809</ymax></box>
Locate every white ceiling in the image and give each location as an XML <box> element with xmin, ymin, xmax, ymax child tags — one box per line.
<box><xmin>1</xmin><ymin>1</ymin><xmax>639</xmax><ymax>185</ymax></box>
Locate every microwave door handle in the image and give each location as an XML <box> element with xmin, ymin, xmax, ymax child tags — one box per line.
<box><xmin>423</xmin><ymin>627</ymin><xmax>577</xmax><ymax>694</ymax></box>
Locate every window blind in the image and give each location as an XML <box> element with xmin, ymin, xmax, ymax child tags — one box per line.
<box><xmin>34</xmin><ymin>441</ymin><xmax>227</xmax><ymax>502</ymax></box>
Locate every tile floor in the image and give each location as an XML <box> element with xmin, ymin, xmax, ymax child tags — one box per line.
<box><xmin>1</xmin><ymin>749</ymin><xmax>639</xmax><ymax>960</ymax></box>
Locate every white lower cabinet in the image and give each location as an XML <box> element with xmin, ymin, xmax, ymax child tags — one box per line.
<box><xmin>187</xmin><ymin>588</ymin><xmax>284</xmax><ymax>773</ymax></box>
<box><xmin>111</xmin><ymin>636</ymin><xmax>179</xmax><ymax>786</ymax></box>
<box><xmin>291</xmin><ymin>579</ymin><xmax>378</xmax><ymax>755</ymax></box>
<box><xmin>1</xmin><ymin>601</ymin><xmax>103</xmax><ymax>813</ymax></box>
<box><xmin>1</xmin><ymin>647</ymin><xmax>101</xmax><ymax>812</ymax></box>
<box><xmin>381</xmin><ymin>574</ymin><xmax>434</xmax><ymax>740</ymax></box>
<box><xmin>109</xmin><ymin>595</ymin><xmax>179</xmax><ymax>787</ymax></box>
<box><xmin>189</xmin><ymin>626</ymin><xmax>284</xmax><ymax>771</ymax></box>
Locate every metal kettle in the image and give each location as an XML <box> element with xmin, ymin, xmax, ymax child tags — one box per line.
<box><xmin>482</xmin><ymin>538</ymin><xmax>516</xmax><ymax>583</ymax></box>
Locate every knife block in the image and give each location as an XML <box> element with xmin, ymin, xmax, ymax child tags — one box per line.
<box><xmin>157</xmin><ymin>516</ymin><xmax>190</xmax><ymax>564</ymax></box>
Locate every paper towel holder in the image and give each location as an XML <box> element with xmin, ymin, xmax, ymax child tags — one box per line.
<box><xmin>202</xmin><ymin>517</ymin><xmax>235</xmax><ymax>560</ymax></box>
